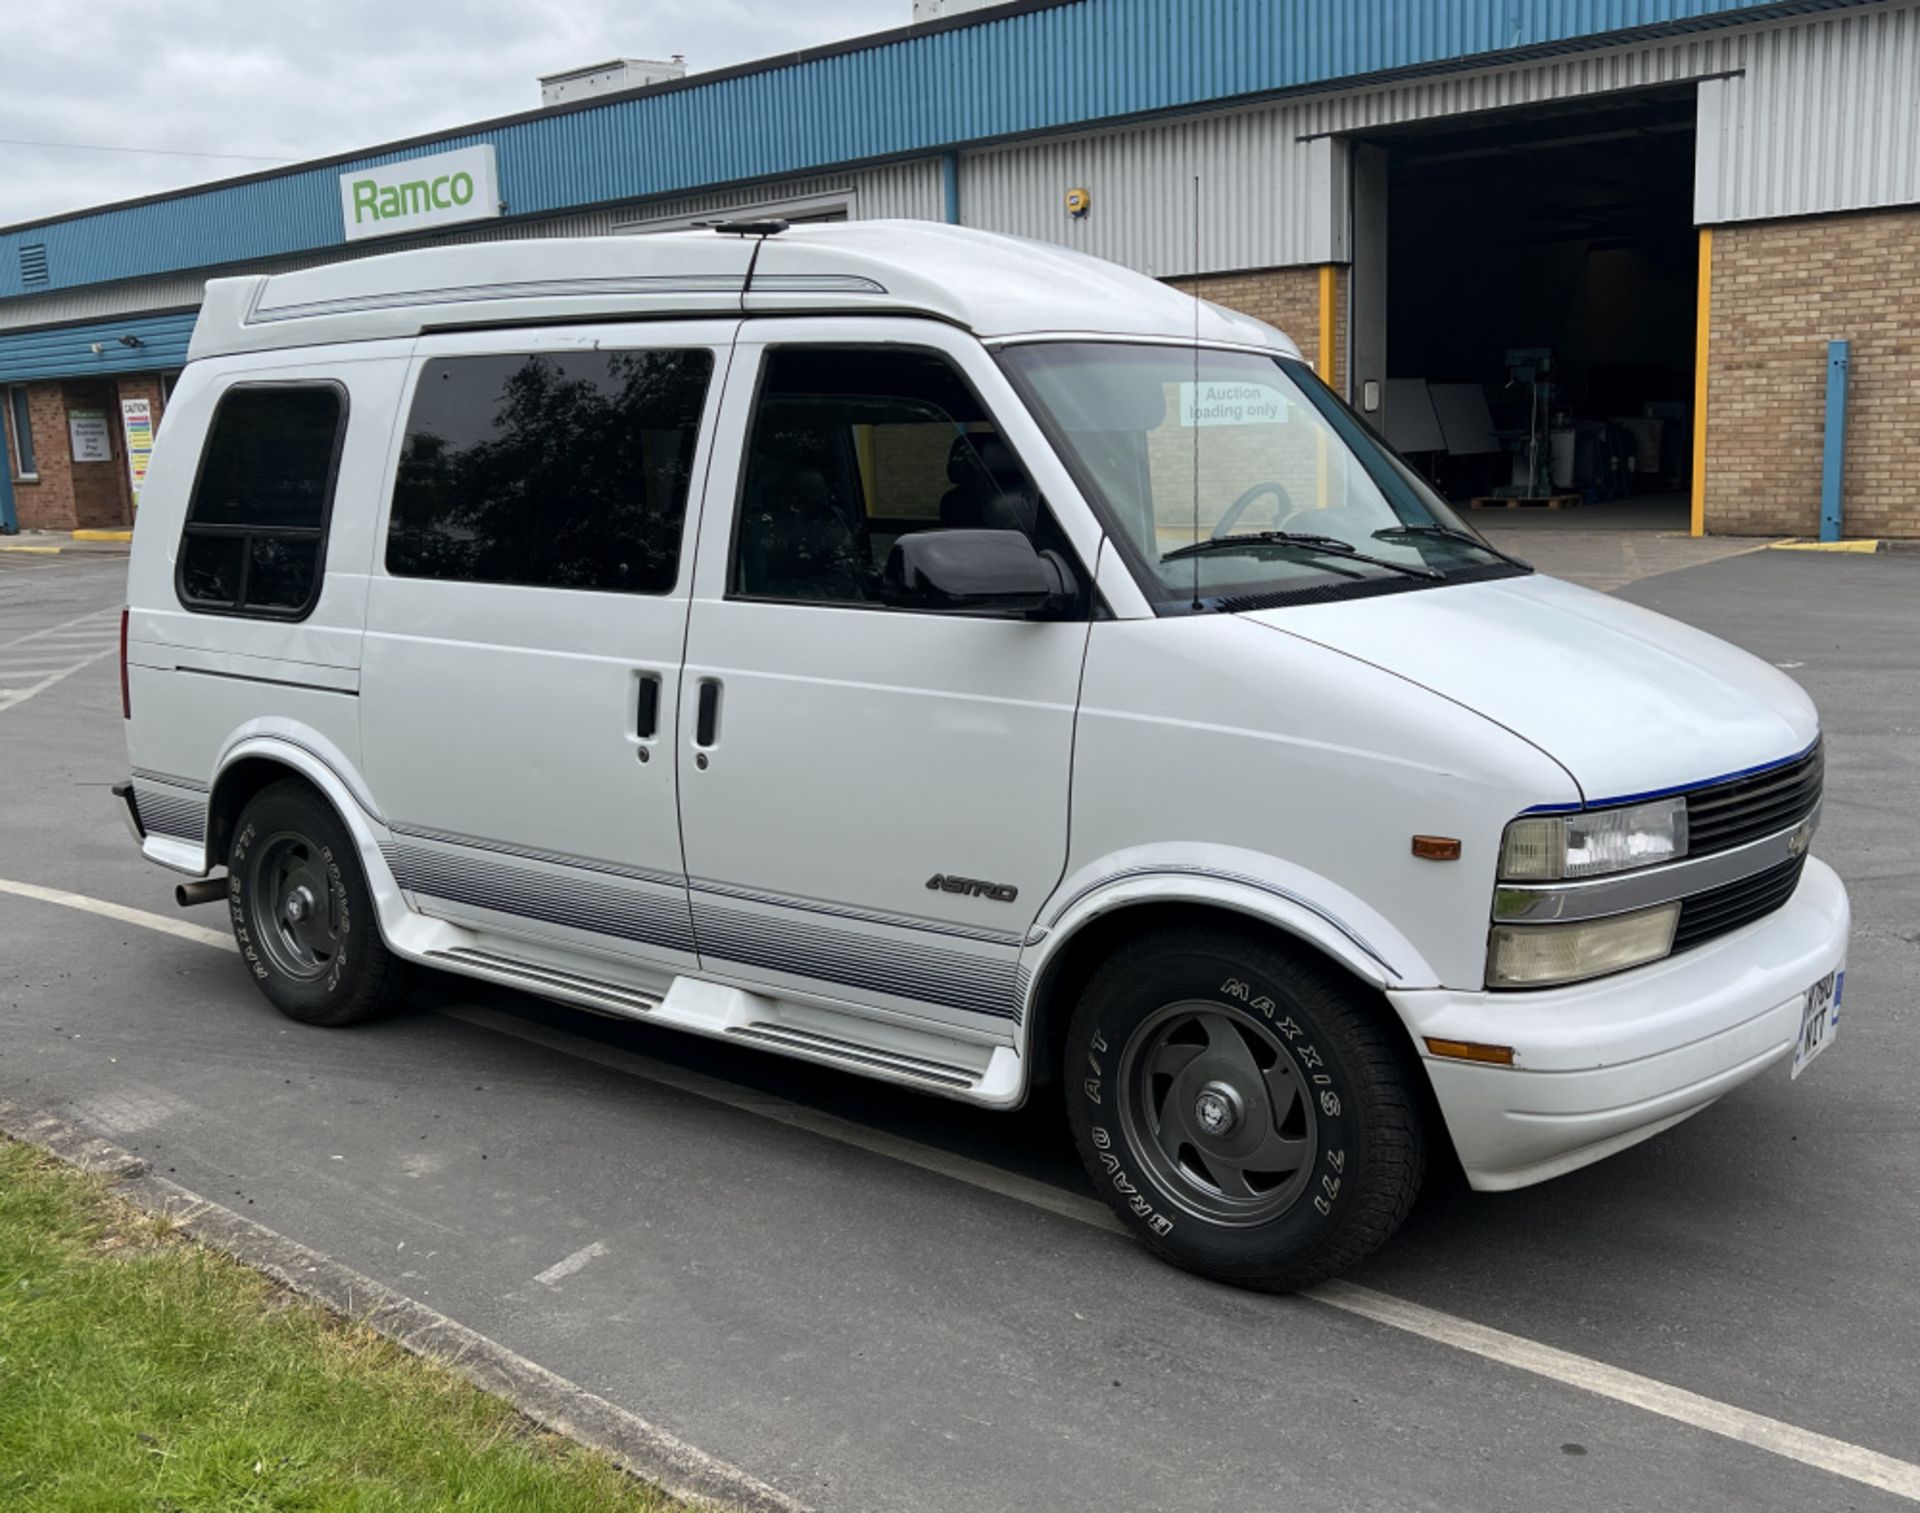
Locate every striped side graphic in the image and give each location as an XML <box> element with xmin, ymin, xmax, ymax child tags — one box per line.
<box><xmin>132</xmin><ymin>780</ymin><xmax>208</xmax><ymax>843</ymax></box>
<box><xmin>389</xmin><ymin>842</ymin><xmax>697</xmax><ymax>956</ymax></box>
<box><xmin>691</xmin><ymin>897</ymin><xmax>1021</xmax><ymax>1023</ymax></box>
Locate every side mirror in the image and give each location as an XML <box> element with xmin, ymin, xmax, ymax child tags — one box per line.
<box><xmin>881</xmin><ymin>529</ymin><xmax>1074</xmax><ymax>614</ymax></box>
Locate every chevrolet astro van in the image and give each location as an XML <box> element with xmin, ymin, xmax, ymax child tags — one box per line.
<box><xmin>115</xmin><ymin>222</ymin><xmax>1848</xmax><ymax>1290</ymax></box>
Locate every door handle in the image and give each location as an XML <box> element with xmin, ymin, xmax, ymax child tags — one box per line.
<box><xmin>634</xmin><ymin>674</ymin><xmax>661</xmax><ymax>740</ymax></box>
<box><xmin>694</xmin><ymin>678</ymin><xmax>722</xmax><ymax>749</ymax></box>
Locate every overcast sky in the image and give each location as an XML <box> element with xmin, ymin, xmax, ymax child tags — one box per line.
<box><xmin>0</xmin><ymin>0</ymin><xmax>907</xmax><ymax>227</ymax></box>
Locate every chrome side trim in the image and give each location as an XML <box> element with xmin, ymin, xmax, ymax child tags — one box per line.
<box><xmin>1494</xmin><ymin>804</ymin><xmax>1821</xmax><ymax>923</ymax></box>
<box><xmin>726</xmin><ymin>1023</ymin><xmax>978</xmax><ymax>1090</ymax></box>
<box><xmin>429</xmin><ymin>947</ymin><xmax>661</xmax><ymax>1017</ymax></box>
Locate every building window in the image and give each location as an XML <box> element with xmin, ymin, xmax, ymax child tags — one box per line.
<box><xmin>386</xmin><ymin>348</ymin><xmax>714</xmax><ymax>593</ymax></box>
<box><xmin>177</xmin><ymin>384</ymin><xmax>346</xmax><ymax>620</ymax></box>
<box><xmin>6</xmin><ymin>385</ymin><xmax>36</xmax><ymax>480</ymax></box>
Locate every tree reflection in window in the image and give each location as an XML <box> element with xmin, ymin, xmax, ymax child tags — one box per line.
<box><xmin>388</xmin><ymin>348</ymin><xmax>714</xmax><ymax>594</ymax></box>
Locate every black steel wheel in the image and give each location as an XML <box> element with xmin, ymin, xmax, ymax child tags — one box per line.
<box><xmin>227</xmin><ymin>780</ymin><xmax>411</xmax><ymax>1026</ymax></box>
<box><xmin>1065</xmin><ymin>925</ymin><xmax>1426</xmax><ymax>1291</ymax></box>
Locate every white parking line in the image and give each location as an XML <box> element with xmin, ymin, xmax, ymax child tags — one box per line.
<box><xmin>0</xmin><ymin>879</ymin><xmax>232</xmax><ymax>950</ymax></box>
<box><xmin>534</xmin><ymin>1240</ymin><xmax>609</xmax><ymax>1287</ymax></box>
<box><xmin>5</xmin><ymin>876</ymin><xmax>1918</xmax><ymax>1503</ymax></box>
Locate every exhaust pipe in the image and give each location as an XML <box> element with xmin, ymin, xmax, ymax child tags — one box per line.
<box><xmin>175</xmin><ymin>876</ymin><xmax>228</xmax><ymax>908</ymax></box>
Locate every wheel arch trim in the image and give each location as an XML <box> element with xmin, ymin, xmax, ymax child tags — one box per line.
<box><xmin>206</xmin><ymin>728</ymin><xmax>415</xmax><ymax>949</ymax></box>
<box><xmin>1016</xmin><ymin>853</ymin><xmax>1441</xmax><ymax>1078</ymax></box>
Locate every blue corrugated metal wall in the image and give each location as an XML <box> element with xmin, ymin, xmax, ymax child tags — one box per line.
<box><xmin>0</xmin><ymin>311</ymin><xmax>198</xmax><ymax>382</ymax></box>
<box><xmin>0</xmin><ymin>0</ymin><xmax>1828</xmax><ymax>301</ymax></box>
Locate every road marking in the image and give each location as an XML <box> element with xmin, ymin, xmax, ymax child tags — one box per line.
<box><xmin>10</xmin><ymin>877</ymin><xmax>1920</xmax><ymax>1503</ymax></box>
<box><xmin>0</xmin><ymin>879</ymin><xmax>233</xmax><ymax>950</ymax></box>
<box><xmin>534</xmin><ymin>1240</ymin><xmax>609</xmax><ymax>1287</ymax></box>
<box><xmin>0</xmin><ymin>645</ymin><xmax>118</xmax><ymax>712</ymax></box>
<box><xmin>0</xmin><ymin>606</ymin><xmax>118</xmax><ymax>653</ymax></box>
<box><xmin>1310</xmin><ymin>1282</ymin><xmax>1920</xmax><ymax>1501</ymax></box>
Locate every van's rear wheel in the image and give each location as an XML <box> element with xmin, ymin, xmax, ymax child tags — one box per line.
<box><xmin>227</xmin><ymin>781</ymin><xmax>410</xmax><ymax>1026</ymax></box>
<box><xmin>1064</xmin><ymin>927</ymin><xmax>1425</xmax><ymax>1291</ymax></box>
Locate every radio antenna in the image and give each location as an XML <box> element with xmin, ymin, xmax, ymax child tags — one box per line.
<box><xmin>1190</xmin><ymin>172</ymin><xmax>1203</xmax><ymax>612</ymax></box>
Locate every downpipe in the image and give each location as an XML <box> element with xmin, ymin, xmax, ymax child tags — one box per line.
<box><xmin>175</xmin><ymin>876</ymin><xmax>228</xmax><ymax>908</ymax></box>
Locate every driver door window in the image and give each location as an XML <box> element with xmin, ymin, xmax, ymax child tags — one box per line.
<box><xmin>731</xmin><ymin>347</ymin><xmax>1049</xmax><ymax>605</ymax></box>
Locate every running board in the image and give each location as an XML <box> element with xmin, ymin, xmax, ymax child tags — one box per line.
<box><xmin>727</xmin><ymin>1021</ymin><xmax>982</xmax><ymax>1090</ymax></box>
<box><xmin>429</xmin><ymin>947</ymin><xmax>662</xmax><ymax>1019</ymax></box>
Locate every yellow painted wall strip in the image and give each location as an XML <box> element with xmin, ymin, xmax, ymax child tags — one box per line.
<box><xmin>1317</xmin><ymin>264</ymin><xmax>1337</xmax><ymax>383</ymax></box>
<box><xmin>1690</xmin><ymin>227</ymin><xmax>1713</xmax><ymax>538</ymax></box>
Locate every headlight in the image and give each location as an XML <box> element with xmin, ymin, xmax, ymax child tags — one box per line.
<box><xmin>1498</xmin><ymin>798</ymin><xmax>1687</xmax><ymax>881</ymax></box>
<box><xmin>1487</xmin><ymin>904</ymin><xmax>1680</xmax><ymax>987</ymax></box>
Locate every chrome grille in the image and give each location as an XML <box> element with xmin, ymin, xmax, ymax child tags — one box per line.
<box><xmin>1673</xmin><ymin>855</ymin><xmax>1809</xmax><ymax>952</ymax></box>
<box><xmin>1685</xmin><ymin>743</ymin><xmax>1823</xmax><ymax>857</ymax></box>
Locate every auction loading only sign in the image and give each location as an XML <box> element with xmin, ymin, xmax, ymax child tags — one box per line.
<box><xmin>339</xmin><ymin>145</ymin><xmax>500</xmax><ymax>242</ymax></box>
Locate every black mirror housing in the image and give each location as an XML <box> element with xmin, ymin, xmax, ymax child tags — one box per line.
<box><xmin>881</xmin><ymin>530</ymin><xmax>1072</xmax><ymax>614</ymax></box>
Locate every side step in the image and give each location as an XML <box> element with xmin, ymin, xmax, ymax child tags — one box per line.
<box><xmin>429</xmin><ymin>947</ymin><xmax>661</xmax><ymax>1019</ymax></box>
<box><xmin>727</xmin><ymin>1021</ymin><xmax>980</xmax><ymax>1090</ymax></box>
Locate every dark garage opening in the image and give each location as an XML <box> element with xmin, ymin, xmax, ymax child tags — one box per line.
<box><xmin>1373</xmin><ymin>89</ymin><xmax>1698</xmax><ymax>527</ymax></box>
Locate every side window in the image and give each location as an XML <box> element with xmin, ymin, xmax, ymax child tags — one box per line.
<box><xmin>732</xmin><ymin>347</ymin><xmax>1053</xmax><ymax>605</ymax></box>
<box><xmin>6</xmin><ymin>384</ymin><xmax>37</xmax><ymax>479</ymax></box>
<box><xmin>387</xmin><ymin>348</ymin><xmax>714</xmax><ymax>594</ymax></box>
<box><xmin>178</xmin><ymin>384</ymin><xmax>344</xmax><ymax>619</ymax></box>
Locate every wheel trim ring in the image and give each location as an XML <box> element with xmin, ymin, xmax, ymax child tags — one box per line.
<box><xmin>248</xmin><ymin>831</ymin><xmax>341</xmax><ymax>982</ymax></box>
<box><xmin>1114</xmin><ymin>998</ymin><xmax>1320</xmax><ymax>1228</ymax></box>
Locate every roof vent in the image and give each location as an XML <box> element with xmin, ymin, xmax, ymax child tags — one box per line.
<box><xmin>539</xmin><ymin>57</ymin><xmax>687</xmax><ymax>107</ymax></box>
<box><xmin>19</xmin><ymin>243</ymin><xmax>49</xmax><ymax>288</ymax></box>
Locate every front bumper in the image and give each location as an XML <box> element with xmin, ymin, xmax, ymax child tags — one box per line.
<box><xmin>1389</xmin><ymin>856</ymin><xmax>1850</xmax><ymax>1191</ymax></box>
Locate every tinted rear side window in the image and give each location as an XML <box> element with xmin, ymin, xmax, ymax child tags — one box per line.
<box><xmin>178</xmin><ymin>384</ymin><xmax>345</xmax><ymax>619</ymax></box>
<box><xmin>387</xmin><ymin>349</ymin><xmax>714</xmax><ymax>594</ymax></box>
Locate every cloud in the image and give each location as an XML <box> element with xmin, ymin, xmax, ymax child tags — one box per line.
<box><xmin>0</xmin><ymin>0</ymin><xmax>905</xmax><ymax>226</ymax></box>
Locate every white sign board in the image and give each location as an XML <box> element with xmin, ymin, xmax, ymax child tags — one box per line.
<box><xmin>68</xmin><ymin>409</ymin><xmax>112</xmax><ymax>463</ymax></box>
<box><xmin>340</xmin><ymin>144</ymin><xmax>500</xmax><ymax>243</ymax></box>
<box><xmin>1178</xmin><ymin>381</ymin><xmax>1290</xmax><ymax>428</ymax></box>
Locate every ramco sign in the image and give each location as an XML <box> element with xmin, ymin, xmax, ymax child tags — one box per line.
<box><xmin>339</xmin><ymin>145</ymin><xmax>500</xmax><ymax>242</ymax></box>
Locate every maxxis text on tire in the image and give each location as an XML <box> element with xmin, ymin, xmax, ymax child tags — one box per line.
<box><xmin>1064</xmin><ymin>925</ymin><xmax>1426</xmax><ymax>1291</ymax></box>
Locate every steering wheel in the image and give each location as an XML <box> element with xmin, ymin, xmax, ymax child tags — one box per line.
<box><xmin>1211</xmin><ymin>481</ymin><xmax>1294</xmax><ymax>539</ymax></box>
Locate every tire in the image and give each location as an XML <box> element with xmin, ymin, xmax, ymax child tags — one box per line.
<box><xmin>1064</xmin><ymin>926</ymin><xmax>1425</xmax><ymax>1292</ymax></box>
<box><xmin>226</xmin><ymin>780</ymin><xmax>411</xmax><ymax>1026</ymax></box>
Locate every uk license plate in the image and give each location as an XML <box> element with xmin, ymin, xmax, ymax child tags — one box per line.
<box><xmin>1791</xmin><ymin>969</ymin><xmax>1841</xmax><ymax>1080</ymax></box>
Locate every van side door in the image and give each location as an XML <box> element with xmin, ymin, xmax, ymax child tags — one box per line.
<box><xmin>358</xmin><ymin>321</ymin><xmax>734</xmax><ymax>972</ymax></box>
<box><xmin>675</xmin><ymin>317</ymin><xmax>1095</xmax><ymax>1034</ymax></box>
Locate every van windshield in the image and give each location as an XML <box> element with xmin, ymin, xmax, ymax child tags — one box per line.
<box><xmin>999</xmin><ymin>342</ymin><xmax>1528</xmax><ymax>613</ymax></box>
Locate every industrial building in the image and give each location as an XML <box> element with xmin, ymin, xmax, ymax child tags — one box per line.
<box><xmin>3</xmin><ymin>0</ymin><xmax>1916</xmax><ymax>539</ymax></box>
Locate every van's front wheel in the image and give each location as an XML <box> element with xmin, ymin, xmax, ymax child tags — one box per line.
<box><xmin>1064</xmin><ymin>927</ymin><xmax>1425</xmax><ymax>1291</ymax></box>
<box><xmin>228</xmin><ymin>781</ymin><xmax>410</xmax><ymax>1026</ymax></box>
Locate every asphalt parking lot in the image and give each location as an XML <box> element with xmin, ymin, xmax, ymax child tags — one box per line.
<box><xmin>2</xmin><ymin>540</ymin><xmax>1916</xmax><ymax>1512</ymax></box>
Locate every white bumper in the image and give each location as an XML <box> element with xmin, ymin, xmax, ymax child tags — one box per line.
<box><xmin>1389</xmin><ymin>857</ymin><xmax>1850</xmax><ymax>1191</ymax></box>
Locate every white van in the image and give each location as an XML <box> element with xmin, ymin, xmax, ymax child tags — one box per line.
<box><xmin>116</xmin><ymin>222</ymin><xmax>1847</xmax><ymax>1290</ymax></box>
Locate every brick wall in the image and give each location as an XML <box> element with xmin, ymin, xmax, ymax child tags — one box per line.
<box><xmin>1707</xmin><ymin>207</ymin><xmax>1920</xmax><ymax>538</ymax></box>
<box><xmin>1173</xmin><ymin>265</ymin><xmax>1346</xmax><ymax>395</ymax></box>
<box><xmin>14</xmin><ymin>382</ymin><xmax>77</xmax><ymax>532</ymax></box>
<box><xmin>5</xmin><ymin>374</ymin><xmax>166</xmax><ymax>532</ymax></box>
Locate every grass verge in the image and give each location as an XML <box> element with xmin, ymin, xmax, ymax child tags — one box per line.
<box><xmin>0</xmin><ymin>1137</ymin><xmax>674</xmax><ymax>1511</ymax></box>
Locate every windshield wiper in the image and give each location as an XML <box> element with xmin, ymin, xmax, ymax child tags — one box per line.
<box><xmin>1162</xmin><ymin>530</ymin><xmax>1442</xmax><ymax>581</ymax></box>
<box><xmin>1372</xmin><ymin>522</ymin><xmax>1532</xmax><ymax>571</ymax></box>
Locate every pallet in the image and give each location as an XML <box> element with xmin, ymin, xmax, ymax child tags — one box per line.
<box><xmin>1469</xmin><ymin>494</ymin><xmax>1581</xmax><ymax>511</ymax></box>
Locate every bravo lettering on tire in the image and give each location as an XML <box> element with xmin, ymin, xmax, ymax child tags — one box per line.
<box><xmin>1064</xmin><ymin>925</ymin><xmax>1425</xmax><ymax>1292</ymax></box>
